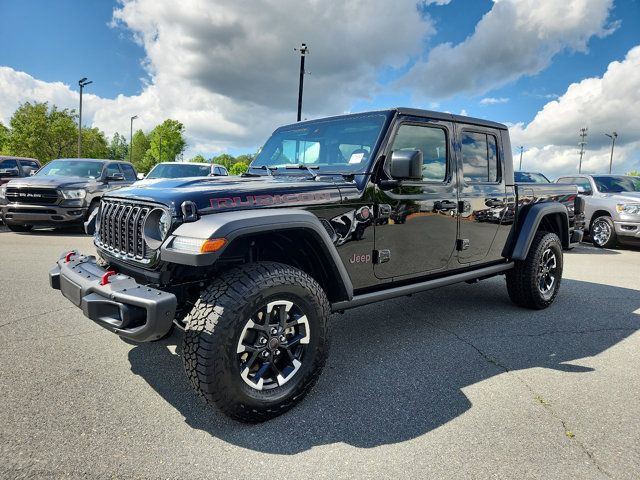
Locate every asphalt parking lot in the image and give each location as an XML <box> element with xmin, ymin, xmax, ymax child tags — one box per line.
<box><xmin>1</xmin><ymin>226</ymin><xmax>639</xmax><ymax>479</ymax></box>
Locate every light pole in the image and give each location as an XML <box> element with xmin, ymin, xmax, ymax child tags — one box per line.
<box><xmin>159</xmin><ymin>129</ymin><xmax>163</xmax><ymax>162</ymax></box>
<box><xmin>518</xmin><ymin>146</ymin><xmax>524</xmax><ymax>170</ymax></box>
<box><xmin>605</xmin><ymin>132</ymin><xmax>617</xmax><ymax>174</ymax></box>
<box><xmin>129</xmin><ymin>115</ymin><xmax>138</xmax><ymax>163</ymax></box>
<box><xmin>295</xmin><ymin>43</ymin><xmax>309</xmax><ymax>122</ymax></box>
<box><xmin>78</xmin><ymin>77</ymin><xmax>93</xmax><ymax>157</ymax></box>
<box><xmin>578</xmin><ymin>127</ymin><xmax>588</xmax><ymax>173</ymax></box>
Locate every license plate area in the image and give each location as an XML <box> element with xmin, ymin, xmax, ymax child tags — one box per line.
<box><xmin>60</xmin><ymin>274</ymin><xmax>83</xmax><ymax>306</ymax></box>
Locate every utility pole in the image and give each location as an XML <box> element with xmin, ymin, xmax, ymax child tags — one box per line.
<box><xmin>518</xmin><ymin>146</ymin><xmax>524</xmax><ymax>170</ymax></box>
<box><xmin>129</xmin><ymin>115</ymin><xmax>138</xmax><ymax>163</ymax></box>
<box><xmin>159</xmin><ymin>129</ymin><xmax>163</xmax><ymax>162</ymax></box>
<box><xmin>78</xmin><ymin>77</ymin><xmax>93</xmax><ymax>157</ymax></box>
<box><xmin>295</xmin><ymin>43</ymin><xmax>309</xmax><ymax>122</ymax></box>
<box><xmin>605</xmin><ymin>132</ymin><xmax>618</xmax><ymax>174</ymax></box>
<box><xmin>578</xmin><ymin>127</ymin><xmax>588</xmax><ymax>173</ymax></box>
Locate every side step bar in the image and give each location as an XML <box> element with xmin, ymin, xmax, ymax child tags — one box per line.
<box><xmin>331</xmin><ymin>262</ymin><xmax>513</xmax><ymax>312</ymax></box>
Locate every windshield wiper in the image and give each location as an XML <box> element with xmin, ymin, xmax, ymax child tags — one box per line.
<box><xmin>285</xmin><ymin>164</ymin><xmax>319</xmax><ymax>179</ymax></box>
<box><xmin>249</xmin><ymin>165</ymin><xmax>278</xmax><ymax>176</ymax></box>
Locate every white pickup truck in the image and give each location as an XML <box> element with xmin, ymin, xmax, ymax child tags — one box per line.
<box><xmin>556</xmin><ymin>174</ymin><xmax>640</xmax><ymax>248</ymax></box>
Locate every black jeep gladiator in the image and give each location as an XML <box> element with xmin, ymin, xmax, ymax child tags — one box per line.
<box><xmin>49</xmin><ymin>109</ymin><xmax>583</xmax><ymax>422</ymax></box>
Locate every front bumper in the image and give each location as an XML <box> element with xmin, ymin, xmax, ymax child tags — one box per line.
<box><xmin>49</xmin><ymin>252</ymin><xmax>177</xmax><ymax>342</ymax></box>
<box><xmin>614</xmin><ymin>220</ymin><xmax>640</xmax><ymax>241</ymax></box>
<box><xmin>1</xmin><ymin>204</ymin><xmax>87</xmax><ymax>226</ymax></box>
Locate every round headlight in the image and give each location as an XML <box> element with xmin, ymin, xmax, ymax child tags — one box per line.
<box><xmin>143</xmin><ymin>208</ymin><xmax>172</xmax><ymax>249</ymax></box>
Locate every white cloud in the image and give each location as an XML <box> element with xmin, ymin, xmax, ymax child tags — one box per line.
<box><xmin>403</xmin><ymin>0</ymin><xmax>617</xmax><ymax>98</ymax></box>
<box><xmin>480</xmin><ymin>97</ymin><xmax>509</xmax><ymax>105</ymax></box>
<box><xmin>510</xmin><ymin>46</ymin><xmax>640</xmax><ymax>177</ymax></box>
<box><xmin>1</xmin><ymin>0</ymin><xmax>435</xmax><ymax>156</ymax></box>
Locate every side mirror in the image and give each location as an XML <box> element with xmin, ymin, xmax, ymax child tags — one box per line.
<box><xmin>107</xmin><ymin>172</ymin><xmax>125</xmax><ymax>181</ymax></box>
<box><xmin>389</xmin><ymin>150</ymin><xmax>423</xmax><ymax>180</ymax></box>
<box><xmin>577</xmin><ymin>186</ymin><xmax>592</xmax><ymax>195</ymax></box>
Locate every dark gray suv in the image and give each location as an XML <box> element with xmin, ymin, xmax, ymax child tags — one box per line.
<box><xmin>0</xmin><ymin>158</ymin><xmax>137</xmax><ymax>232</ymax></box>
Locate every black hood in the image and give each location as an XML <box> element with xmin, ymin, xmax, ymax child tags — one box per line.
<box><xmin>105</xmin><ymin>174</ymin><xmax>354</xmax><ymax>214</ymax></box>
<box><xmin>4</xmin><ymin>175</ymin><xmax>98</xmax><ymax>189</ymax></box>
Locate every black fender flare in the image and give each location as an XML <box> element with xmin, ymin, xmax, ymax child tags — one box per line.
<box><xmin>160</xmin><ymin>208</ymin><xmax>354</xmax><ymax>301</ymax></box>
<box><xmin>507</xmin><ymin>202</ymin><xmax>569</xmax><ymax>260</ymax></box>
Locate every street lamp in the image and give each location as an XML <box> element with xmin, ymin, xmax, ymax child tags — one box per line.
<box><xmin>605</xmin><ymin>132</ymin><xmax>618</xmax><ymax>174</ymax></box>
<box><xmin>78</xmin><ymin>77</ymin><xmax>93</xmax><ymax>157</ymax></box>
<box><xmin>129</xmin><ymin>115</ymin><xmax>138</xmax><ymax>163</ymax></box>
<box><xmin>518</xmin><ymin>146</ymin><xmax>524</xmax><ymax>170</ymax></box>
<box><xmin>294</xmin><ymin>43</ymin><xmax>309</xmax><ymax>122</ymax></box>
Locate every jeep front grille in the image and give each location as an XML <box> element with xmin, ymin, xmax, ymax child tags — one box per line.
<box><xmin>5</xmin><ymin>187</ymin><xmax>59</xmax><ymax>205</ymax></box>
<box><xmin>96</xmin><ymin>199</ymin><xmax>154</xmax><ymax>262</ymax></box>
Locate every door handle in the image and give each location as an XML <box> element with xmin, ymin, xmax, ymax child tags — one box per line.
<box><xmin>434</xmin><ymin>200</ymin><xmax>457</xmax><ymax>211</ymax></box>
<box><xmin>485</xmin><ymin>198</ymin><xmax>505</xmax><ymax>208</ymax></box>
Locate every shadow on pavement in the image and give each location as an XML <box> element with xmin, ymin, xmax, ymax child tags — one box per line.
<box><xmin>127</xmin><ymin>278</ymin><xmax>640</xmax><ymax>454</ymax></box>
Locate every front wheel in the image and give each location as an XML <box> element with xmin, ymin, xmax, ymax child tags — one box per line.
<box><xmin>182</xmin><ymin>262</ymin><xmax>331</xmax><ymax>422</ymax></box>
<box><xmin>591</xmin><ymin>215</ymin><xmax>617</xmax><ymax>248</ymax></box>
<box><xmin>507</xmin><ymin>231</ymin><xmax>563</xmax><ymax>309</ymax></box>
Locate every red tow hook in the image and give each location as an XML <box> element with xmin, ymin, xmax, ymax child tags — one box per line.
<box><xmin>100</xmin><ymin>270</ymin><xmax>117</xmax><ymax>286</ymax></box>
<box><xmin>64</xmin><ymin>251</ymin><xmax>77</xmax><ymax>263</ymax></box>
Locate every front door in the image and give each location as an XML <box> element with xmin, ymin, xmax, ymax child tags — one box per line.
<box><xmin>374</xmin><ymin>117</ymin><xmax>458</xmax><ymax>279</ymax></box>
<box><xmin>456</xmin><ymin>126</ymin><xmax>507</xmax><ymax>264</ymax></box>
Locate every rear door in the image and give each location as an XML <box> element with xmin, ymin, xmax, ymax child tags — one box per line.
<box><xmin>456</xmin><ymin>126</ymin><xmax>507</xmax><ymax>264</ymax></box>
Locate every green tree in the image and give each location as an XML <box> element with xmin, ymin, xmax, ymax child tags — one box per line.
<box><xmin>108</xmin><ymin>132</ymin><xmax>129</xmax><ymax>160</ymax></box>
<box><xmin>130</xmin><ymin>129</ymin><xmax>150</xmax><ymax>172</ymax></box>
<box><xmin>190</xmin><ymin>154</ymin><xmax>206</xmax><ymax>163</ymax></box>
<box><xmin>229</xmin><ymin>161</ymin><xmax>249</xmax><ymax>175</ymax></box>
<box><xmin>81</xmin><ymin>127</ymin><xmax>109</xmax><ymax>159</ymax></box>
<box><xmin>6</xmin><ymin>101</ymin><xmax>78</xmax><ymax>163</ymax></box>
<box><xmin>0</xmin><ymin>122</ymin><xmax>9</xmax><ymax>154</ymax></box>
<box><xmin>211</xmin><ymin>153</ymin><xmax>236</xmax><ymax>170</ymax></box>
<box><xmin>235</xmin><ymin>153</ymin><xmax>255</xmax><ymax>165</ymax></box>
<box><xmin>627</xmin><ymin>170</ymin><xmax>640</xmax><ymax>176</ymax></box>
<box><xmin>142</xmin><ymin>119</ymin><xmax>187</xmax><ymax>172</ymax></box>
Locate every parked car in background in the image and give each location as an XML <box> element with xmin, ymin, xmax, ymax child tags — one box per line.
<box><xmin>138</xmin><ymin>162</ymin><xmax>228</xmax><ymax>183</ymax></box>
<box><xmin>0</xmin><ymin>158</ymin><xmax>137</xmax><ymax>232</ymax></box>
<box><xmin>0</xmin><ymin>156</ymin><xmax>41</xmax><ymax>186</ymax></box>
<box><xmin>555</xmin><ymin>174</ymin><xmax>640</xmax><ymax>248</ymax></box>
<box><xmin>514</xmin><ymin>171</ymin><xmax>551</xmax><ymax>183</ymax></box>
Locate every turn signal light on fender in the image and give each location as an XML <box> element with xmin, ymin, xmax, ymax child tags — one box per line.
<box><xmin>200</xmin><ymin>238</ymin><xmax>227</xmax><ymax>253</ymax></box>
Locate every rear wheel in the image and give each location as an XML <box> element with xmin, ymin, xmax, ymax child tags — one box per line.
<box><xmin>182</xmin><ymin>262</ymin><xmax>331</xmax><ymax>422</ymax></box>
<box><xmin>6</xmin><ymin>223</ymin><xmax>33</xmax><ymax>233</ymax></box>
<box><xmin>507</xmin><ymin>231</ymin><xmax>563</xmax><ymax>309</ymax></box>
<box><xmin>591</xmin><ymin>215</ymin><xmax>617</xmax><ymax>248</ymax></box>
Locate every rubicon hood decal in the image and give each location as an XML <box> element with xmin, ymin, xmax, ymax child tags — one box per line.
<box><xmin>209</xmin><ymin>192</ymin><xmax>332</xmax><ymax>209</ymax></box>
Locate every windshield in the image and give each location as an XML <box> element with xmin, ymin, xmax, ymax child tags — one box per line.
<box><xmin>146</xmin><ymin>163</ymin><xmax>212</xmax><ymax>179</ymax></box>
<box><xmin>36</xmin><ymin>160</ymin><xmax>105</xmax><ymax>178</ymax></box>
<box><xmin>515</xmin><ymin>171</ymin><xmax>550</xmax><ymax>183</ymax></box>
<box><xmin>593</xmin><ymin>176</ymin><xmax>640</xmax><ymax>193</ymax></box>
<box><xmin>250</xmin><ymin>114</ymin><xmax>387</xmax><ymax>174</ymax></box>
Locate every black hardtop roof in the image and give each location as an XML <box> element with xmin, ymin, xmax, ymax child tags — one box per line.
<box><xmin>277</xmin><ymin>107</ymin><xmax>507</xmax><ymax>131</ymax></box>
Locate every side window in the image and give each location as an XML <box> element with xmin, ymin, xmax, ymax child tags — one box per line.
<box><xmin>0</xmin><ymin>159</ymin><xmax>20</xmax><ymax>177</ymax></box>
<box><xmin>213</xmin><ymin>167</ymin><xmax>222</xmax><ymax>175</ymax></box>
<box><xmin>105</xmin><ymin>163</ymin><xmax>122</xmax><ymax>179</ymax></box>
<box><xmin>390</xmin><ymin>124</ymin><xmax>448</xmax><ymax>182</ymax></box>
<box><xmin>461</xmin><ymin>131</ymin><xmax>500</xmax><ymax>183</ymax></box>
<box><xmin>120</xmin><ymin>164</ymin><xmax>137</xmax><ymax>181</ymax></box>
<box><xmin>575</xmin><ymin>178</ymin><xmax>592</xmax><ymax>192</ymax></box>
<box><xmin>220</xmin><ymin>167</ymin><xmax>228</xmax><ymax>175</ymax></box>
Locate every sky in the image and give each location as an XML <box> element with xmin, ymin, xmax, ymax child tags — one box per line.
<box><xmin>1</xmin><ymin>0</ymin><xmax>639</xmax><ymax>177</ymax></box>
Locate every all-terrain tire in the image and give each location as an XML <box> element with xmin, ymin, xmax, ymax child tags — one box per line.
<box><xmin>6</xmin><ymin>223</ymin><xmax>33</xmax><ymax>233</ymax></box>
<box><xmin>182</xmin><ymin>262</ymin><xmax>331</xmax><ymax>422</ymax></box>
<box><xmin>590</xmin><ymin>215</ymin><xmax>617</xmax><ymax>249</ymax></box>
<box><xmin>507</xmin><ymin>231</ymin><xmax>563</xmax><ymax>309</ymax></box>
